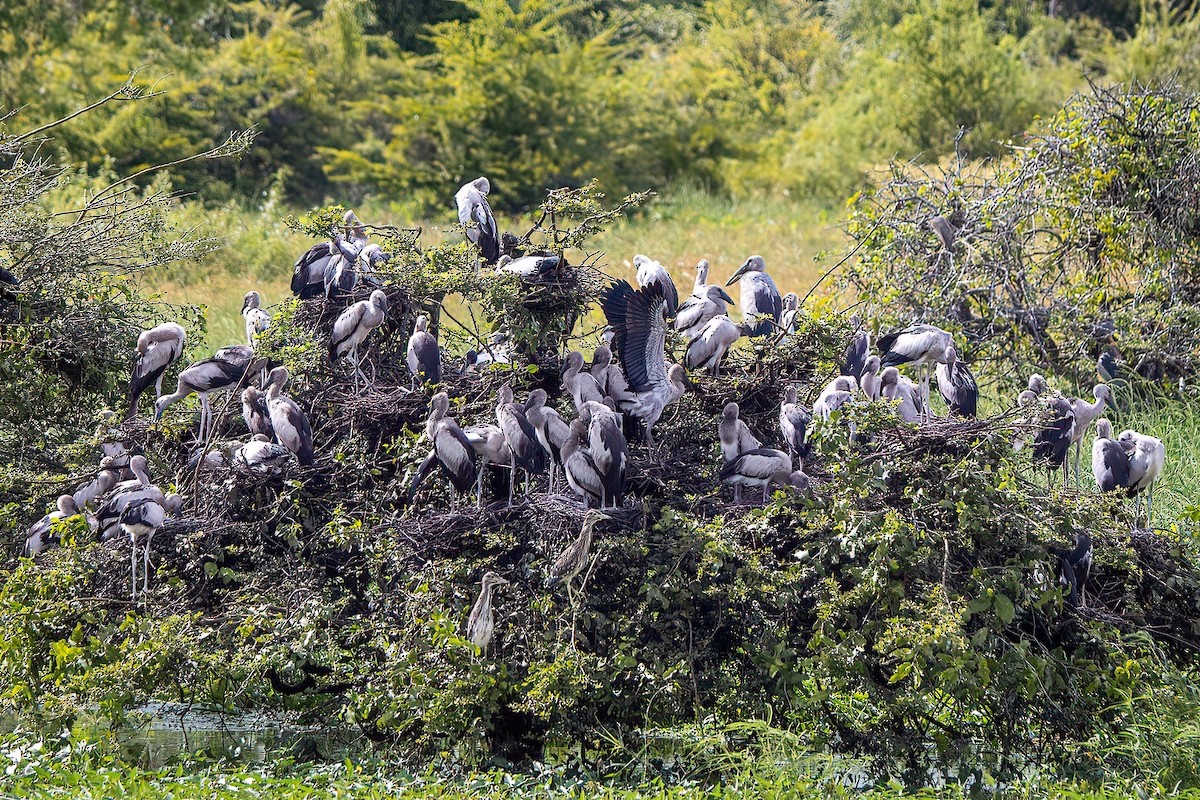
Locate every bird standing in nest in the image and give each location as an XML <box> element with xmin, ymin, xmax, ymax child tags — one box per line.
<box><xmin>545</xmin><ymin>511</ymin><xmax>610</xmax><ymax>604</ymax></box>
<box><xmin>466</xmin><ymin>571</ymin><xmax>510</xmax><ymax>653</ymax></box>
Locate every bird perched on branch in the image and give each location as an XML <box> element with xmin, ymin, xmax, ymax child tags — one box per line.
<box><xmin>685</xmin><ymin>315</ymin><xmax>740</xmax><ymax>376</ymax></box>
<box><xmin>233</xmin><ymin>434</ymin><xmax>294</xmax><ymax>475</ymax></box>
<box><xmin>561</xmin><ymin>418</ymin><xmax>604</xmax><ymax>507</ymax></box>
<box><xmin>467</xmin><ymin>571</ymin><xmax>510</xmax><ymax>652</ymax></box>
<box><xmin>1049</xmin><ymin>531</ymin><xmax>1092</xmax><ymax>607</ymax></box>
<box><xmin>934</xmin><ymin>346</ymin><xmax>978</xmax><ymax>418</ymax></box>
<box><xmin>292</xmin><ymin>241</ymin><xmax>338</xmax><ymax>299</ymax></box>
<box><xmin>523</xmin><ymin>389</ymin><xmax>573</xmax><ymax>494</ymax></box>
<box><xmin>841</xmin><ymin>314</ymin><xmax>869</xmax><ymax>381</ymax></box>
<box><xmin>545</xmin><ymin>510</ymin><xmax>610</xmax><ymax>604</ymax></box>
<box><xmin>266</xmin><ymin>367</ymin><xmax>314</xmax><ymax>467</ymax></box>
<box><xmin>634</xmin><ymin>254</ymin><xmax>679</xmax><ymax>317</ymax></box>
<box><xmin>719</xmin><ymin>402</ymin><xmax>760</xmax><ymax>463</ymax></box>
<box><xmin>675</xmin><ymin>285</ymin><xmax>735</xmax><ymax>342</ymax></box>
<box><xmin>94</xmin><ymin>456</ymin><xmax>162</xmax><ymax>541</ymax></box>
<box><xmin>779</xmin><ymin>385</ymin><xmax>811</xmax><ymax>460</ymax></box>
<box><xmin>601</xmin><ymin>280</ymin><xmax>687</xmax><ymax>447</ymax></box>
<box><xmin>331</xmin><ymin>289</ymin><xmax>388</xmax><ymax>393</ymax></box>
<box><xmin>1119</xmin><ymin>429</ymin><xmax>1165</xmax><ymax>527</ymax></box>
<box><xmin>877</xmin><ymin>324</ymin><xmax>954</xmax><ymax>421</ymax></box>
<box><xmin>128</xmin><ymin>322</ymin><xmax>186</xmax><ymax>418</ymax></box>
<box><xmin>778</xmin><ymin>292</ymin><xmax>799</xmax><ymax>335</ymax></box>
<box><xmin>406</xmin><ymin>313</ymin><xmax>441</xmax><ymax>388</ymax></box>
<box><xmin>562</xmin><ymin>351</ymin><xmax>604</xmax><ymax>414</ymax></box>
<box><xmin>860</xmin><ymin>356</ymin><xmax>882</xmax><ymax>402</ymax></box>
<box><xmin>880</xmin><ymin>368</ymin><xmax>925</xmax><ymax>423</ymax></box>
<box><xmin>241</xmin><ymin>291</ymin><xmax>271</xmax><ymax>347</ymax></box>
<box><xmin>412</xmin><ymin>392</ymin><xmax>478</xmax><ymax>509</ymax></box>
<box><xmin>589</xmin><ymin>346</ymin><xmax>630</xmax><ymax>403</ymax></box>
<box><xmin>154</xmin><ymin>353</ymin><xmax>254</xmax><ymax>441</ymax></box>
<box><xmin>24</xmin><ymin>495</ymin><xmax>78</xmax><ymax>559</ymax></box>
<box><xmin>719</xmin><ymin>448</ymin><xmax>809</xmax><ymax>504</ymax></box>
<box><xmin>121</xmin><ymin>493</ymin><xmax>182</xmax><ymax>599</ymax></box>
<box><xmin>72</xmin><ymin>469</ymin><xmax>117</xmax><ymax>514</ymax></box>
<box><xmin>1091</xmin><ymin>419</ymin><xmax>1128</xmax><ymax>493</ymax></box>
<box><xmin>324</xmin><ymin>211</ymin><xmax>369</xmax><ymax>299</ymax></box>
<box><xmin>1067</xmin><ymin>384</ymin><xmax>1112</xmax><ymax>487</ymax></box>
<box><xmin>241</xmin><ymin>386</ymin><xmax>274</xmax><ymax>440</ymax></box>
<box><xmin>456</xmin><ymin>177</ymin><xmax>499</xmax><ymax>266</ymax></box>
<box><xmin>725</xmin><ymin>255</ymin><xmax>782</xmax><ymax>337</ymax></box>
<box><xmin>495</xmin><ymin>384</ymin><xmax>545</xmax><ymax>505</ymax></box>
<box><xmin>1032</xmin><ymin>396</ymin><xmax>1075</xmax><ymax>489</ymax></box>
<box><xmin>814</xmin><ymin>376</ymin><xmax>857</xmax><ymax>422</ymax></box>
<box><xmin>580</xmin><ymin>400</ymin><xmax>627</xmax><ymax>508</ymax></box>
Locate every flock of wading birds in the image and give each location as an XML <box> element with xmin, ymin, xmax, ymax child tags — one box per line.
<box><xmin>19</xmin><ymin>178</ymin><xmax>1166</xmax><ymax>641</ymax></box>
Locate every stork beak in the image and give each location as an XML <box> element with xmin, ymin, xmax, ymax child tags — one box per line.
<box><xmin>719</xmin><ymin>288</ymin><xmax>735</xmax><ymax>305</ymax></box>
<box><xmin>725</xmin><ymin>263</ymin><xmax>748</xmax><ymax>287</ymax></box>
<box><xmin>241</xmin><ymin>297</ymin><xmax>250</xmax><ymax>313</ymax></box>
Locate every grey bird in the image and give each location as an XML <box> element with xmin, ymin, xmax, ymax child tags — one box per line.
<box><xmin>634</xmin><ymin>254</ymin><xmax>679</xmax><ymax>316</ymax></box>
<box><xmin>154</xmin><ymin>355</ymin><xmax>253</xmax><ymax>441</ymax></box>
<box><xmin>412</xmin><ymin>392</ymin><xmax>478</xmax><ymax>508</ymax></box>
<box><xmin>241</xmin><ymin>386</ymin><xmax>274</xmax><ymax>440</ymax></box>
<box><xmin>266</xmin><ymin>367</ymin><xmax>314</xmax><ymax>467</ymax></box>
<box><xmin>934</xmin><ymin>346</ymin><xmax>978</xmax><ymax>418</ymax></box>
<box><xmin>1091</xmin><ymin>419</ymin><xmax>1129</xmax><ymax>493</ymax></box>
<box><xmin>841</xmin><ymin>314</ymin><xmax>869</xmax><ymax>380</ymax></box>
<box><xmin>1067</xmin><ymin>384</ymin><xmax>1112</xmax><ymax>487</ymax></box>
<box><xmin>523</xmin><ymin>389</ymin><xmax>573</xmax><ymax>494</ymax></box>
<box><xmin>128</xmin><ymin>322</ymin><xmax>186</xmax><ymax>418</ymax></box>
<box><xmin>561</xmin><ymin>419</ymin><xmax>604</xmax><ymax>507</ymax></box>
<box><xmin>545</xmin><ymin>510</ymin><xmax>610</xmax><ymax>604</ymax></box>
<box><xmin>496</xmin><ymin>384</ymin><xmax>546</xmax><ymax>505</ymax></box>
<box><xmin>562</xmin><ymin>351</ymin><xmax>605</xmax><ymax>414</ymax></box>
<box><xmin>466</xmin><ymin>571</ymin><xmax>510</xmax><ymax>652</ymax></box>
<box><xmin>675</xmin><ymin>284</ymin><xmax>736</xmax><ymax>343</ymax></box>
<box><xmin>685</xmin><ymin>316</ymin><xmax>740</xmax><ymax>376</ymax></box>
<box><xmin>778</xmin><ymin>292</ymin><xmax>799</xmax><ymax>335</ymax></box>
<box><xmin>779</xmin><ymin>385</ymin><xmax>811</xmax><ymax>460</ymax></box>
<box><xmin>580</xmin><ymin>400</ymin><xmax>627</xmax><ymax>508</ymax></box>
<box><xmin>406</xmin><ymin>314</ymin><xmax>441</xmax><ymax>388</ymax></box>
<box><xmin>233</xmin><ymin>434</ymin><xmax>295</xmax><ymax>475</ymax></box>
<box><xmin>719</xmin><ymin>402</ymin><xmax>760</xmax><ymax>463</ymax></box>
<box><xmin>719</xmin><ymin>447</ymin><xmax>810</xmax><ymax>504</ymax></box>
<box><xmin>725</xmin><ymin>255</ymin><xmax>782</xmax><ymax>337</ymax></box>
<box><xmin>877</xmin><ymin>324</ymin><xmax>954</xmax><ymax>421</ymax></box>
<box><xmin>1119</xmin><ymin>429</ymin><xmax>1165</xmax><ymax>527</ymax></box>
<box><xmin>456</xmin><ymin>177</ymin><xmax>500</xmax><ymax>265</ymax></box>
<box><xmin>241</xmin><ymin>291</ymin><xmax>271</xmax><ymax>347</ymax></box>
<box><xmin>24</xmin><ymin>495</ymin><xmax>78</xmax><ymax>559</ymax></box>
<box><xmin>464</xmin><ymin>423</ymin><xmax>511</xmax><ymax>508</ymax></box>
<box><xmin>121</xmin><ymin>493</ymin><xmax>182</xmax><ymax>599</ymax></box>
<box><xmin>331</xmin><ymin>289</ymin><xmax>389</xmax><ymax>393</ymax></box>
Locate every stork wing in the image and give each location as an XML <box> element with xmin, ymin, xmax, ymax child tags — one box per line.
<box><xmin>473</xmin><ymin>196</ymin><xmax>500</xmax><ymax>263</ymax></box>
<box><xmin>292</xmin><ymin>243</ymin><xmax>333</xmax><ymax>294</ymax></box>
<box><xmin>331</xmin><ymin>301</ymin><xmax>367</xmax><ymax>357</ymax></box>
<box><xmin>601</xmin><ymin>280</ymin><xmax>667</xmax><ymax>393</ymax></box>
<box><xmin>841</xmin><ymin>330</ymin><xmax>868</xmax><ymax>378</ymax></box>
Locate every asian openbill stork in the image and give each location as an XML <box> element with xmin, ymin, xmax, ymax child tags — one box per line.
<box><xmin>523</xmin><ymin>389</ymin><xmax>572</xmax><ymax>493</ymax></box>
<box><xmin>1032</xmin><ymin>396</ymin><xmax>1075</xmax><ymax>489</ymax></box>
<box><xmin>724</xmin><ymin>256</ymin><xmax>782</xmax><ymax>337</ymax></box>
<box><xmin>814</xmin><ymin>376</ymin><xmax>858</xmax><ymax>421</ymax></box>
<box><xmin>879</xmin><ymin>368</ymin><xmax>924</xmax><ymax>423</ymax></box>
<box><xmin>467</xmin><ymin>572</ymin><xmax>510</xmax><ymax>652</ymax></box>
<box><xmin>241</xmin><ymin>386</ymin><xmax>274</xmax><ymax>440</ymax></box>
<box><xmin>94</xmin><ymin>456</ymin><xmax>161</xmax><ymax>541</ymax></box>
<box><xmin>73</xmin><ymin>469</ymin><xmax>117</xmax><ymax>512</ymax></box>
<box><xmin>601</xmin><ymin>280</ymin><xmax>686</xmax><ymax>447</ymax></box>
<box><xmin>154</xmin><ymin>354</ymin><xmax>253</xmax><ymax>441</ymax></box>
<box><xmin>411</xmin><ymin>392</ymin><xmax>477</xmax><ymax>508</ymax></box>
<box><xmin>877</xmin><ymin>324</ymin><xmax>954</xmax><ymax>421</ymax></box>
<box><xmin>580</xmin><ymin>400</ymin><xmax>627</xmax><ymax>508</ymax></box>
<box><xmin>1049</xmin><ymin>531</ymin><xmax>1092</xmax><ymax>607</ymax></box>
<box><xmin>266</xmin><ymin>367</ymin><xmax>314</xmax><ymax>467</ymax></box>
<box><xmin>779</xmin><ymin>292</ymin><xmax>799</xmax><ymax>335</ymax></box>
<box><xmin>780</xmin><ymin>385</ymin><xmax>811</xmax><ymax>460</ymax></box>
<box><xmin>241</xmin><ymin>292</ymin><xmax>271</xmax><ymax>346</ymax></box>
<box><xmin>561</xmin><ymin>419</ymin><xmax>604</xmax><ymax>507</ymax></box>
<box><xmin>674</xmin><ymin>285</ymin><xmax>735</xmax><ymax>342</ymax></box>
<box><xmin>634</xmin><ymin>254</ymin><xmax>679</xmax><ymax>316</ymax></box>
<box><xmin>464</xmin><ymin>423</ymin><xmax>510</xmax><ymax>507</ymax></box>
<box><xmin>496</xmin><ymin>384</ymin><xmax>545</xmax><ymax>505</ymax></box>
<box><xmin>331</xmin><ymin>289</ymin><xmax>389</xmax><ymax>393</ymax></box>
<box><xmin>121</xmin><ymin>493</ymin><xmax>182</xmax><ymax>599</ymax></box>
<box><xmin>1119</xmin><ymin>429</ymin><xmax>1165</xmax><ymax>526</ymax></box>
<box><xmin>233</xmin><ymin>434</ymin><xmax>295</xmax><ymax>475</ymax></box>
<box><xmin>1067</xmin><ymin>384</ymin><xmax>1112</xmax><ymax>487</ymax></box>
<box><xmin>456</xmin><ymin>177</ymin><xmax>500</xmax><ymax>265</ymax></box>
<box><xmin>292</xmin><ymin>241</ymin><xmax>337</xmax><ymax>299</ymax></box>
<box><xmin>719</xmin><ymin>402</ymin><xmax>760</xmax><ymax>463</ymax></box>
<box><xmin>934</xmin><ymin>346</ymin><xmax>978</xmax><ymax>418</ymax></box>
<box><xmin>545</xmin><ymin>510</ymin><xmax>610</xmax><ymax>604</ymax></box>
<box><xmin>562</xmin><ymin>351</ymin><xmax>604</xmax><ymax>414</ymax></box>
<box><xmin>494</xmin><ymin>253</ymin><xmax>562</xmax><ymax>282</ymax></box>
<box><xmin>24</xmin><ymin>495</ymin><xmax>78</xmax><ymax>559</ymax></box>
<box><xmin>589</xmin><ymin>346</ymin><xmax>630</xmax><ymax>403</ymax></box>
<box><xmin>685</xmin><ymin>316</ymin><xmax>740</xmax><ymax>376</ymax></box>
<box><xmin>1091</xmin><ymin>419</ymin><xmax>1129</xmax><ymax>493</ymax></box>
<box><xmin>719</xmin><ymin>448</ymin><xmax>809</xmax><ymax>504</ymax></box>
<box><xmin>324</xmin><ymin>211</ymin><xmax>369</xmax><ymax>299</ymax></box>
<box><xmin>841</xmin><ymin>314</ymin><xmax>869</xmax><ymax>380</ymax></box>
<box><xmin>406</xmin><ymin>314</ymin><xmax>441</xmax><ymax>388</ymax></box>
<box><xmin>128</xmin><ymin>322</ymin><xmax>186</xmax><ymax>418</ymax></box>
<box><xmin>860</xmin><ymin>356</ymin><xmax>882</xmax><ymax>401</ymax></box>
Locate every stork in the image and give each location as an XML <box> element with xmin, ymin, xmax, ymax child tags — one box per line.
<box><xmin>241</xmin><ymin>386</ymin><xmax>274</xmax><ymax>440</ymax></box>
<box><xmin>1033</xmin><ymin>397</ymin><xmax>1075</xmax><ymax>489</ymax></box>
<box><xmin>674</xmin><ymin>285</ymin><xmax>736</xmax><ymax>342</ymax></box>
<box><xmin>411</xmin><ymin>392</ymin><xmax>478</xmax><ymax>508</ymax></box>
<box><xmin>719</xmin><ymin>402</ymin><xmax>760</xmax><ymax>463</ymax></box>
<box><xmin>406</xmin><ymin>314</ymin><xmax>441</xmax><ymax>388</ymax></box>
<box><xmin>494</xmin><ymin>253</ymin><xmax>562</xmax><ymax>282</ymax></box>
<box><xmin>241</xmin><ymin>292</ymin><xmax>271</xmax><ymax>347</ymax></box>
<box><xmin>719</xmin><ymin>448</ymin><xmax>809</xmax><ymax>504</ymax></box>
<box><xmin>233</xmin><ymin>434</ymin><xmax>295</xmax><ymax>475</ymax></box>
<box><xmin>266</xmin><ymin>367</ymin><xmax>314</xmax><ymax>467</ymax></box>
<box><xmin>292</xmin><ymin>241</ymin><xmax>338</xmax><ymax>299</ymax></box>
<box><xmin>877</xmin><ymin>324</ymin><xmax>954</xmax><ymax>421</ymax></box>
<box><xmin>779</xmin><ymin>292</ymin><xmax>799</xmax><ymax>335</ymax></box>
<box><xmin>467</xmin><ymin>572</ymin><xmax>510</xmax><ymax>652</ymax></box>
<box><xmin>879</xmin><ymin>368</ymin><xmax>924</xmax><ymax>423</ymax></box>
<box><xmin>561</xmin><ymin>419</ymin><xmax>604</xmax><ymax>507</ymax></box>
<box><xmin>128</xmin><ymin>322</ymin><xmax>186</xmax><ymax>418</ymax></box>
<box><xmin>841</xmin><ymin>315</ymin><xmax>870</xmax><ymax>381</ymax></box>
<box><xmin>934</xmin><ymin>346</ymin><xmax>978</xmax><ymax>418</ymax></box>
<box><xmin>121</xmin><ymin>493</ymin><xmax>182</xmax><ymax>599</ymax></box>
<box><xmin>724</xmin><ymin>256</ymin><xmax>782</xmax><ymax>337</ymax></box>
<box><xmin>464</xmin><ymin>423</ymin><xmax>511</xmax><ymax>508</ymax></box>
<box><xmin>580</xmin><ymin>400</ymin><xmax>627</xmax><ymax>508</ymax></box>
<box><xmin>860</xmin><ymin>356</ymin><xmax>882</xmax><ymax>401</ymax></box>
<box><xmin>633</xmin><ymin>254</ymin><xmax>679</xmax><ymax>316</ymax></box>
<box><xmin>523</xmin><ymin>389</ymin><xmax>573</xmax><ymax>494</ymax></box>
<box><xmin>495</xmin><ymin>384</ymin><xmax>545</xmax><ymax>505</ymax></box>
<box><xmin>324</xmin><ymin>211</ymin><xmax>369</xmax><ymax>299</ymax></box>
<box><xmin>72</xmin><ymin>469</ymin><xmax>117</xmax><ymax>512</ymax></box>
<box><xmin>601</xmin><ymin>280</ymin><xmax>686</xmax><ymax>447</ymax></box>
<box><xmin>331</xmin><ymin>289</ymin><xmax>389</xmax><ymax>393</ymax></box>
<box><xmin>685</xmin><ymin>316</ymin><xmax>740</xmax><ymax>376</ymax></box>
<box><xmin>545</xmin><ymin>510</ymin><xmax>610</xmax><ymax>605</ymax></box>
<box><xmin>24</xmin><ymin>495</ymin><xmax>78</xmax><ymax>559</ymax></box>
<box><xmin>562</xmin><ymin>351</ymin><xmax>604</xmax><ymax>414</ymax></box>
<box><xmin>1049</xmin><ymin>531</ymin><xmax>1092</xmax><ymax>607</ymax></box>
<box><xmin>456</xmin><ymin>177</ymin><xmax>500</xmax><ymax>265</ymax></box>
<box><xmin>1091</xmin><ymin>419</ymin><xmax>1129</xmax><ymax>493</ymax></box>
<box><xmin>1067</xmin><ymin>384</ymin><xmax>1112</xmax><ymax>487</ymax></box>
<box><xmin>1119</xmin><ymin>429</ymin><xmax>1165</xmax><ymax>526</ymax></box>
<box><xmin>94</xmin><ymin>456</ymin><xmax>162</xmax><ymax>541</ymax></box>
<box><xmin>154</xmin><ymin>355</ymin><xmax>253</xmax><ymax>441</ymax></box>
<box><xmin>814</xmin><ymin>376</ymin><xmax>858</xmax><ymax>422</ymax></box>
<box><xmin>779</xmin><ymin>385</ymin><xmax>811</xmax><ymax>460</ymax></box>
<box><xmin>589</xmin><ymin>346</ymin><xmax>630</xmax><ymax>403</ymax></box>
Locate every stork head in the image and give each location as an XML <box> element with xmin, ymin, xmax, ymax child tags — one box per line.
<box><xmin>592</xmin><ymin>346</ymin><xmax>611</xmax><ymax>368</ymax></box>
<box><xmin>370</xmin><ymin>289</ymin><xmax>389</xmax><ymax>312</ymax></box>
<box><xmin>163</xmin><ymin>493</ymin><xmax>184</xmax><ymax>514</ymax></box>
<box><xmin>880</xmin><ymin>367</ymin><xmax>900</xmax><ymax>390</ymax></box>
<box><xmin>601</xmin><ymin>326</ymin><xmax>616</xmax><ymax>346</ymax></box>
<box><xmin>473</xmin><ymin>176</ymin><xmax>491</xmax><ymax>195</ymax></box>
<box><xmin>342</xmin><ymin>210</ymin><xmax>364</xmax><ymax>235</ymax></box>
<box><xmin>57</xmin><ymin>495</ymin><xmax>77</xmax><ymax>515</ymax></box>
<box><xmin>944</xmin><ymin>346</ymin><xmax>958</xmax><ymax>367</ymax></box>
<box><xmin>1094</xmin><ymin>383</ymin><xmax>1112</xmax><ymax>406</ymax></box>
<box><xmin>242</xmin><ymin>386</ymin><xmax>260</xmax><ymax>405</ymax></box>
<box><xmin>633</xmin><ymin>254</ymin><xmax>649</xmax><ymax>269</ymax></box>
<box><xmin>561</xmin><ymin>351</ymin><xmax>584</xmax><ymax>376</ymax></box>
<box><xmin>726</xmin><ymin>255</ymin><xmax>766</xmax><ymax>286</ymax></box>
<box><xmin>707</xmin><ymin>285</ymin><xmax>735</xmax><ymax>306</ymax></box>
<box><xmin>783</xmin><ymin>292</ymin><xmax>798</xmax><ymax>310</ymax></box>
<box><xmin>1017</xmin><ymin>389</ymin><xmax>1037</xmax><ymax>408</ymax></box>
<box><xmin>695</xmin><ymin>259</ymin><xmax>710</xmax><ymax>284</ymax></box>
<box><xmin>497</xmin><ymin>383</ymin><xmax>514</xmax><ymax>405</ymax></box>
<box><xmin>833</xmin><ymin>376</ymin><xmax>858</xmax><ymax>393</ymax></box>
<box><xmin>129</xmin><ymin>455</ymin><xmax>150</xmax><ymax>482</ymax></box>
<box><xmin>863</xmin><ymin>355</ymin><xmax>881</xmax><ymax>377</ymax></box>
<box><xmin>241</xmin><ymin>291</ymin><xmax>260</xmax><ymax>313</ymax></box>
<box><xmin>268</xmin><ymin>366</ymin><xmax>290</xmax><ymax>389</ymax></box>
<box><xmin>493</xmin><ymin>254</ymin><xmax>512</xmax><ymax>275</ymax></box>
<box><xmin>153</xmin><ymin>396</ymin><xmax>170</xmax><ymax>421</ymax></box>
<box><xmin>480</xmin><ymin>570</ymin><xmax>509</xmax><ymax>589</ymax></box>
<box><xmin>96</xmin><ymin>471</ymin><xmax>117</xmax><ymax>495</ymax></box>
<box><xmin>525</xmin><ymin>388</ymin><xmax>547</xmax><ymax>411</ymax></box>
<box><xmin>1095</xmin><ymin>418</ymin><xmax>1114</xmax><ymax>440</ymax></box>
<box><xmin>1027</xmin><ymin>374</ymin><xmax>1050</xmax><ymax>395</ymax></box>
<box><xmin>1117</xmin><ymin>430</ymin><xmax>1138</xmax><ymax>454</ymax></box>
<box><xmin>722</xmin><ymin>402</ymin><xmax>740</xmax><ymax>420</ymax></box>
<box><xmin>430</xmin><ymin>391</ymin><xmax>450</xmax><ymax>417</ymax></box>
<box><xmin>668</xmin><ymin>363</ymin><xmax>687</xmax><ymax>388</ymax></box>
<box><xmin>569</xmin><ymin>418</ymin><xmax>587</xmax><ymax>438</ymax></box>
<box><xmin>784</xmin><ymin>384</ymin><xmax>798</xmax><ymax>405</ymax></box>
<box><xmin>414</xmin><ymin>314</ymin><xmax>429</xmax><ymax>333</ymax></box>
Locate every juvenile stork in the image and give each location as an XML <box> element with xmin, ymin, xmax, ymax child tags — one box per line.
<box><xmin>779</xmin><ymin>293</ymin><xmax>799</xmax><ymax>335</ymax></box>
<box><xmin>589</xmin><ymin>346</ymin><xmax>630</xmax><ymax>403</ymax></box>
<box><xmin>1067</xmin><ymin>384</ymin><xmax>1112</xmax><ymax>487</ymax></box>
<box><xmin>1032</xmin><ymin>396</ymin><xmax>1075</xmax><ymax>489</ymax></box>
<box><xmin>780</xmin><ymin>385</ymin><xmax>811</xmax><ymax>460</ymax></box>
<box><xmin>879</xmin><ymin>368</ymin><xmax>924</xmax><ymax>423</ymax></box>
<box><xmin>601</xmin><ymin>280</ymin><xmax>687</xmax><ymax>447</ymax></box>
<box><xmin>1091</xmin><ymin>419</ymin><xmax>1129</xmax><ymax>493</ymax></box>
<box><xmin>719</xmin><ymin>402</ymin><xmax>760</xmax><ymax>463</ymax></box>
<box><xmin>494</xmin><ymin>253</ymin><xmax>562</xmax><ymax>283</ymax></box>
<box><xmin>456</xmin><ymin>177</ymin><xmax>500</xmax><ymax>265</ymax></box>
<box><xmin>813</xmin><ymin>376</ymin><xmax>857</xmax><ymax>422</ymax></box>
<box><xmin>877</xmin><ymin>324</ymin><xmax>954</xmax><ymax>420</ymax></box>
<box><xmin>467</xmin><ymin>571</ymin><xmax>510</xmax><ymax>652</ymax></box>
<box><xmin>331</xmin><ymin>289</ymin><xmax>389</xmax><ymax>393</ymax></box>
<box><xmin>241</xmin><ymin>386</ymin><xmax>274</xmax><ymax>440</ymax></box>
<box><xmin>292</xmin><ymin>241</ymin><xmax>338</xmax><ymax>299</ymax></box>
<box><xmin>860</xmin><ymin>356</ymin><xmax>882</xmax><ymax>401</ymax></box>
<box><xmin>841</xmin><ymin>314</ymin><xmax>869</xmax><ymax>380</ymax></box>
<box><xmin>24</xmin><ymin>495</ymin><xmax>78</xmax><ymax>559</ymax></box>
<box><xmin>634</xmin><ymin>254</ymin><xmax>679</xmax><ymax>316</ymax></box>
<box><xmin>724</xmin><ymin>256</ymin><xmax>782</xmax><ymax>337</ymax></box>
<box><xmin>719</xmin><ymin>448</ymin><xmax>810</xmax><ymax>504</ymax></box>
<box><xmin>154</xmin><ymin>354</ymin><xmax>253</xmax><ymax>440</ymax></box>
<box><xmin>561</xmin><ymin>419</ymin><xmax>604</xmax><ymax>507</ymax></box>
<box><xmin>674</xmin><ymin>285</ymin><xmax>735</xmax><ymax>342</ymax></box>
<box><xmin>562</xmin><ymin>351</ymin><xmax>604</xmax><ymax>413</ymax></box>
<box><xmin>545</xmin><ymin>510</ymin><xmax>610</xmax><ymax>604</ymax></box>
<box><xmin>496</xmin><ymin>384</ymin><xmax>545</xmax><ymax>505</ymax></box>
<box><xmin>241</xmin><ymin>292</ymin><xmax>271</xmax><ymax>346</ymax></box>
<box><xmin>94</xmin><ymin>456</ymin><xmax>161</xmax><ymax>541</ymax></box>
<box><xmin>324</xmin><ymin>211</ymin><xmax>369</xmax><ymax>299</ymax></box>
<box><xmin>266</xmin><ymin>367</ymin><xmax>314</xmax><ymax>467</ymax></box>
<box><xmin>523</xmin><ymin>389</ymin><xmax>573</xmax><ymax>493</ymax></box>
<box><xmin>1119</xmin><ymin>429</ymin><xmax>1165</xmax><ymax>526</ymax></box>
<box><xmin>128</xmin><ymin>322</ymin><xmax>187</xmax><ymax>418</ymax></box>
<box><xmin>1049</xmin><ymin>531</ymin><xmax>1093</xmax><ymax>607</ymax></box>
<box><xmin>934</xmin><ymin>346</ymin><xmax>978</xmax><ymax>418</ymax></box>
<box><xmin>406</xmin><ymin>314</ymin><xmax>441</xmax><ymax>388</ymax></box>
<box><xmin>414</xmin><ymin>392</ymin><xmax>478</xmax><ymax>508</ymax></box>
<box><xmin>685</xmin><ymin>316</ymin><xmax>741</xmax><ymax>376</ymax></box>
<box><xmin>233</xmin><ymin>434</ymin><xmax>295</xmax><ymax>475</ymax></box>
<box><xmin>121</xmin><ymin>493</ymin><xmax>182</xmax><ymax>599</ymax></box>
<box><xmin>580</xmin><ymin>400</ymin><xmax>627</xmax><ymax>508</ymax></box>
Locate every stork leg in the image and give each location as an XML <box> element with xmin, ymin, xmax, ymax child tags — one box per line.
<box><xmin>1147</xmin><ymin>484</ymin><xmax>1155</xmax><ymax>528</ymax></box>
<box><xmin>130</xmin><ymin>536</ymin><xmax>139</xmax><ymax>600</ymax></box>
<box><xmin>143</xmin><ymin>531</ymin><xmax>154</xmax><ymax>593</ymax></box>
<box><xmin>200</xmin><ymin>394</ymin><xmax>212</xmax><ymax>441</ymax></box>
<box><xmin>154</xmin><ymin>374</ymin><xmax>165</xmax><ymax>401</ymax></box>
<box><xmin>476</xmin><ymin>458</ymin><xmax>487</xmax><ymax>508</ymax></box>
<box><xmin>734</xmin><ymin>484</ymin><xmax>742</xmax><ymax>504</ymax></box>
<box><xmin>1073</xmin><ymin>442</ymin><xmax>1082</xmax><ymax>490</ymax></box>
<box><xmin>507</xmin><ymin>454</ymin><xmax>516</xmax><ymax>507</ymax></box>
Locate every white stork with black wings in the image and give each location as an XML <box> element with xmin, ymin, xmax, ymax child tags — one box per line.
<box><xmin>128</xmin><ymin>322</ymin><xmax>186</xmax><ymax>418</ymax></box>
<box><xmin>877</xmin><ymin>323</ymin><xmax>954</xmax><ymax>420</ymax></box>
<box><xmin>154</xmin><ymin>354</ymin><xmax>253</xmax><ymax>440</ymax></box>
<box><xmin>633</xmin><ymin>254</ymin><xmax>679</xmax><ymax>316</ymax></box>
<box><xmin>292</xmin><ymin>241</ymin><xmax>337</xmax><ymax>299</ymax></box>
<box><xmin>725</xmin><ymin>256</ymin><xmax>782</xmax><ymax>337</ymax></box>
<box><xmin>456</xmin><ymin>177</ymin><xmax>500</xmax><ymax>265</ymax></box>
<box><xmin>601</xmin><ymin>280</ymin><xmax>687</xmax><ymax>448</ymax></box>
